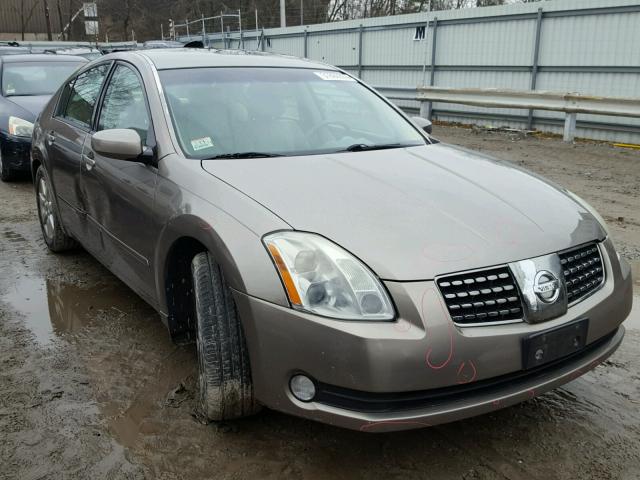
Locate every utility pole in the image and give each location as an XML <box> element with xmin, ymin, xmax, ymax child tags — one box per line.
<box><xmin>300</xmin><ymin>0</ymin><xmax>304</xmax><ymax>25</ymax></box>
<box><xmin>280</xmin><ymin>0</ymin><xmax>286</xmax><ymax>27</ymax></box>
<box><xmin>43</xmin><ymin>0</ymin><xmax>53</xmax><ymax>40</ymax></box>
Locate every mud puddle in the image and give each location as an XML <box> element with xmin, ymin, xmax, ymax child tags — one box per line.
<box><xmin>2</xmin><ymin>275</ymin><xmax>142</xmax><ymax>346</ymax></box>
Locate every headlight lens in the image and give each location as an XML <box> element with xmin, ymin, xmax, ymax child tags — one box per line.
<box><xmin>8</xmin><ymin>116</ymin><xmax>34</xmax><ymax>137</ymax></box>
<box><xmin>264</xmin><ymin>231</ymin><xmax>394</xmax><ymax>320</ymax></box>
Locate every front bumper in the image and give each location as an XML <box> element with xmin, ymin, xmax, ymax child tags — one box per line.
<box><xmin>234</xmin><ymin>238</ymin><xmax>633</xmax><ymax>432</ymax></box>
<box><xmin>0</xmin><ymin>131</ymin><xmax>31</xmax><ymax>173</ymax></box>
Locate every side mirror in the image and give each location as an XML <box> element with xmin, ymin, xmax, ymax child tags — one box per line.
<box><xmin>92</xmin><ymin>129</ymin><xmax>143</xmax><ymax>161</ymax></box>
<box><xmin>411</xmin><ymin>116</ymin><xmax>432</xmax><ymax>134</ymax></box>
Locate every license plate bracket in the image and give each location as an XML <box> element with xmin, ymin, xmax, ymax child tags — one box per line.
<box><xmin>522</xmin><ymin>319</ymin><xmax>589</xmax><ymax>370</ymax></box>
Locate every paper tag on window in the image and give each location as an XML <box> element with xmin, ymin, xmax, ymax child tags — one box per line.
<box><xmin>191</xmin><ymin>137</ymin><xmax>214</xmax><ymax>151</ymax></box>
<box><xmin>313</xmin><ymin>71</ymin><xmax>355</xmax><ymax>82</ymax></box>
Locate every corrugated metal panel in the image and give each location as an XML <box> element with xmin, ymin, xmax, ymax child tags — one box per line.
<box><xmin>267</xmin><ymin>36</ymin><xmax>305</xmax><ymax>58</ymax></box>
<box><xmin>538</xmin><ymin>12</ymin><xmax>640</xmax><ymax>66</ymax></box>
<box><xmin>307</xmin><ymin>31</ymin><xmax>358</xmax><ymax>65</ymax></box>
<box><xmin>436</xmin><ymin>19</ymin><xmax>536</xmax><ymax>66</ymax></box>
<box><xmin>0</xmin><ymin>0</ymin><xmax>63</xmax><ymax>35</ymax></box>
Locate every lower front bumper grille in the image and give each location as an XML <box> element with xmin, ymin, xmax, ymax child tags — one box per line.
<box><xmin>314</xmin><ymin>328</ymin><xmax>618</xmax><ymax>413</ymax></box>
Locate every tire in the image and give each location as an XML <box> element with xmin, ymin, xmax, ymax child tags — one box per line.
<box><xmin>191</xmin><ymin>251</ymin><xmax>261</xmax><ymax>421</ymax></box>
<box><xmin>0</xmin><ymin>147</ymin><xmax>17</xmax><ymax>182</ymax></box>
<box><xmin>35</xmin><ymin>166</ymin><xmax>77</xmax><ymax>252</ymax></box>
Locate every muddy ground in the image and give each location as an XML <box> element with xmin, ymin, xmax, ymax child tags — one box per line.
<box><xmin>1</xmin><ymin>125</ymin><xmax>639</xmax><ymax>480</ymax></box>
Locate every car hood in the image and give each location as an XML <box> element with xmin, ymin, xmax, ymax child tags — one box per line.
<box><xmin>201</xmin><ymin>144</ymin><xmax>605</xmax><ymax>280</ymax></box>
<box><xmin>5</xmin><ymin>95</ymin><xmax>51</xmax><ymax>120</ymax></box>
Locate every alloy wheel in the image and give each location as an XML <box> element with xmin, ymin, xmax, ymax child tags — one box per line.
<box><xmin>38</xmin><ymin>177</ymin><xmax>55</xmax><ymax>242</ymax></box>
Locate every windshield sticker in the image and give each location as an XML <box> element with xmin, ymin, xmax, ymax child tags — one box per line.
<box><xmin>191</xmin><ymin>137</ymin><xmax>214</xmax><ymax>151</ymax></box>
<box><xmin>313</xmin><ymin>71</ymin><xmax>355</xmax><ymax>82</ymax></box>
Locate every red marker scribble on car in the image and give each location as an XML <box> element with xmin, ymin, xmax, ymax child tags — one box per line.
<box><xmin>570</xmin><ymin>367</ymin><xmax>585</xmax><ymax>380</ymax></box>
<box><xmin>456</xmin><ymin>360</ymin><xmax>478</xmax><ymax>384</ymax></box>
<box><xmin>360</xmin><ymin>420</ymin><xmax>432</xmax><ymax>432</ymax></box>
<box><xmin>393</xmin><ymin>319</ymin><xmax>412</xmax><ymax>333</ymax></box>
<box><xmin>421</xmin><ymin>287</ymin><xmax>455</xmax><ymax>370</ymax></box>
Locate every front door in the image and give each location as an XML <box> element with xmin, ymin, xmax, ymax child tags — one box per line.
<box><xmin>80</xmin><ymin>62</ymin><xmax>159</xmax><ymax>305</ymax></box>
<box><xmin>48</xmin><ymin>63</ymin><xmax>110</xmax><ymax>237</ymax></box>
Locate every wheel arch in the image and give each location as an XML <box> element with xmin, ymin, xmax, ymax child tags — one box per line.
<box><xmin>155</xmin><ymin>211</ymin><xmax>288</xmax><ymax>343</ymax></box>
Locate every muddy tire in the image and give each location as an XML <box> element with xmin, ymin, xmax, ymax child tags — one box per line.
<box><xmin>0</xmin><ymin>147</ymin><xmax>17</xmax><ymax>182</ymax></box>
<box><xmin>35</xmin><ymin>166</ymin><xmax>77</xmax><ymax>252</ymax></box>
<box><xmin>191</xmin><ymin>251</ymin><xmax>260</xmax><ymax>421</ymax></box>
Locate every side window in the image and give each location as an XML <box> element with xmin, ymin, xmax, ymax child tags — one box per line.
<box><xmin>98</xmin><ymin>65</ymin><xmax>151</xmax><ymax>145</ymax></box>
<box><xmin>61</xmin><ymin>64</ymin><xmax>109</xmax><ymax>128</ymax></box>
<box><xmin>55</xmin><ymin>81</ymin><xmax>73</xmax><ymax>117</ymax></box>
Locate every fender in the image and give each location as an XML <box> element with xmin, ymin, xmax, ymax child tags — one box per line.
<box><xmin>153</xmin><ymin>196</ymin><xmax>291</xmax><ymax>319</ymax></box>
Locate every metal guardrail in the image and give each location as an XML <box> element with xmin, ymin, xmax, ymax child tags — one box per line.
<box><xmin>375</xmin><ymin>86</ymin><xmax>640</xmax><ymax>142</ymax></box>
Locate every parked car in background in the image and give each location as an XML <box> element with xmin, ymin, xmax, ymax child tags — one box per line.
<box><xmin>0</xmin><ymin>45</ymin><xmax>31</xmax><ymax>56</ymax></box>
<box><xmin>31</xmin><ymin>50</ymin><xmax>633</xmax><ymax>431</ymax></box>
<box><xmin>0</xmin><ymin>54</ymin><xmax>87</xmax><ymax>181</ymax></box>
<box><xmin>47</xmin><ymin>47</ymin><xmax>102</xmax><ymax>61</ymax></box>
<box><xmin>142</xmin><ymin>40</ymin><xmax>184</xmax><ymax>49</ymax></box>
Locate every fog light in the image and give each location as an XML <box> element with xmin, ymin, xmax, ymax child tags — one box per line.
<box><xmin>290</xmin><ymin>374</ymin><xmax>316</xmax><ymax>402</ymax></box>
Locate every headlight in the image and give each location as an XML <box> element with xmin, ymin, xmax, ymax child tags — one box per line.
<box><xmin>8</xmin><ymin>116</ymin><xmax>34</xmax><ymax>137</ymax></box>
<box><xmin>264</xmin><ymin>231</ymin><xmax>395</xmax><ymax>320</ymax></box>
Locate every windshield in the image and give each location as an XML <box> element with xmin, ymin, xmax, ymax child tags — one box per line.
<box><xmin>159</xmin><ymin>67</ymin><xmax>426</xmax><ymax>159</ymax></box>
<box><xmin>2</xmin><ymin>62</ymin><xmax>83</xmax><ymax>96</ymax></box>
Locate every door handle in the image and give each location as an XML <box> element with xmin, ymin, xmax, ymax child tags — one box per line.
<box><xmin>46</xmin><ymin>132</ymin><xmax>56</xmax><ymax>144</ymax></box>
<box><xmin>83</xmin><ymin>151</ymin><xmax>96</xmax><ymax>170</ymax></box>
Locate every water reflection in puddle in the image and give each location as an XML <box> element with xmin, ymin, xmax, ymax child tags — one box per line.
<box><xmin>2</xmin><ymin>276</ymin><xmax>138</xmax><ymax>345</ymax></box>
<box><xmin>2</xmin><ymin>273</ymin><xmax>197</xmax><ymax>450</ymax></box>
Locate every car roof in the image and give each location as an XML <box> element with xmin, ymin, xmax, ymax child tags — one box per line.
<box><xmin>0</xmin><ymin>53</ymin><xmax>88</xmax><ymax>63</ymax></box>
<box><xmin>133</xmin><ymin>48</ymin><xmax>337</xmax><ymax>71</ymax></box>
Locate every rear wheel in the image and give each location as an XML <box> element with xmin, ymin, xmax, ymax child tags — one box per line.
<box><xmin>0</xmin><ymin>148</ymin><xmax>17</xmax><ymax>182</ymax></box>
<box><xmin>35</xmin><ymin>166</ymin><xmax>76</xmax><ymax>252</ymax></box>
<box><xmin>191</xmin><ymin>251</ymin><xmax>261</xmax><ymax>421</ymax></box>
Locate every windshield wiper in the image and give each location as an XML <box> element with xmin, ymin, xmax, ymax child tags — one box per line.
<box><xmin>339</xmin><ymin>143</ymin><xmax>419</xmax><ymax>152</ymax></box>
<box><xmin>204</xmin><ymin>152</ymin><xmax>284</xmax><ymax>159</ymax></box>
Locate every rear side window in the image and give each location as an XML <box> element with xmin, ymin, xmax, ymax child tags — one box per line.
<box><xmin>59</xmin><ymin>64</ymin><xmax>110</xmax><ymax>128</ymax></box>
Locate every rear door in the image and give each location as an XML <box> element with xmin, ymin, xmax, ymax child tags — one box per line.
<box><xmin>80</xmin><ymin>62</ymin><xmax>159</xmax><ymax>305</ymax></box>
<box><xmin>47</xmin><ymin>63</ymin><xmax>110</xmax><ymax>237</ymax></box>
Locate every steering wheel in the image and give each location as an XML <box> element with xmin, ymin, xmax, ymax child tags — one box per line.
<box><xmin>306</xmin><ymin>121</ymin><xmax>352</xmax><ymax>141</ymax></box>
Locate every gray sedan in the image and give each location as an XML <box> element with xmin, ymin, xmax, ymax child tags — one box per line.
<box><xmin>31</xmin><ymin>49</ymin><xmax>633</xmax><ymax>432</ymax></box>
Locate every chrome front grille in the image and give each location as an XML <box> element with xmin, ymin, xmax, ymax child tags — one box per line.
<box><xmin>559</xmin><ymin>243</ymin><xmax>604</xmax><ymax>304</ymax></box>
<box><xmin>436</xmin><ymin>266</ymin><xmax>524</xmax><ymax>325</ymax></box>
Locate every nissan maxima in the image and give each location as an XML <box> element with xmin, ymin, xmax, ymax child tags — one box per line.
<box><xmin>0</xmin><ymin>54</ymin><xmax>87</xmax><ymax>181</ymax></box>
<box><xmin>31</xmin><ymin>50</ymin><xmax>633</xmax><ymax>432</ymax></box>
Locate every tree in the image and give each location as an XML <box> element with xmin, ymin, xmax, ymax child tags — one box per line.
<box><xmin>43</xmin><ymin>0</ymin><xmax>53</xmax><ymax>40</ymax></box>
<box><xmin>10</xmin><ymin>0</ymin><xmax>40</xmax><ymax>40</ymax></box>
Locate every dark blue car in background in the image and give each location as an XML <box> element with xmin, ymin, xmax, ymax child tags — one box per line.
<box><xmin>0</xmin><ymin>54</ymin><xmax>86</xmax><ymax>181</ymax></box>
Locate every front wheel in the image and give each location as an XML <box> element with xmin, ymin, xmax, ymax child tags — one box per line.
<box><xmin>191</xmin><ymin>251</ymin><xmax>261</xmax><ymax>421</ymax></box>
<box><xmin>35</xmin><ymin>166</ymin><xmax>77</xmax><ymax>252</ymax></box>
